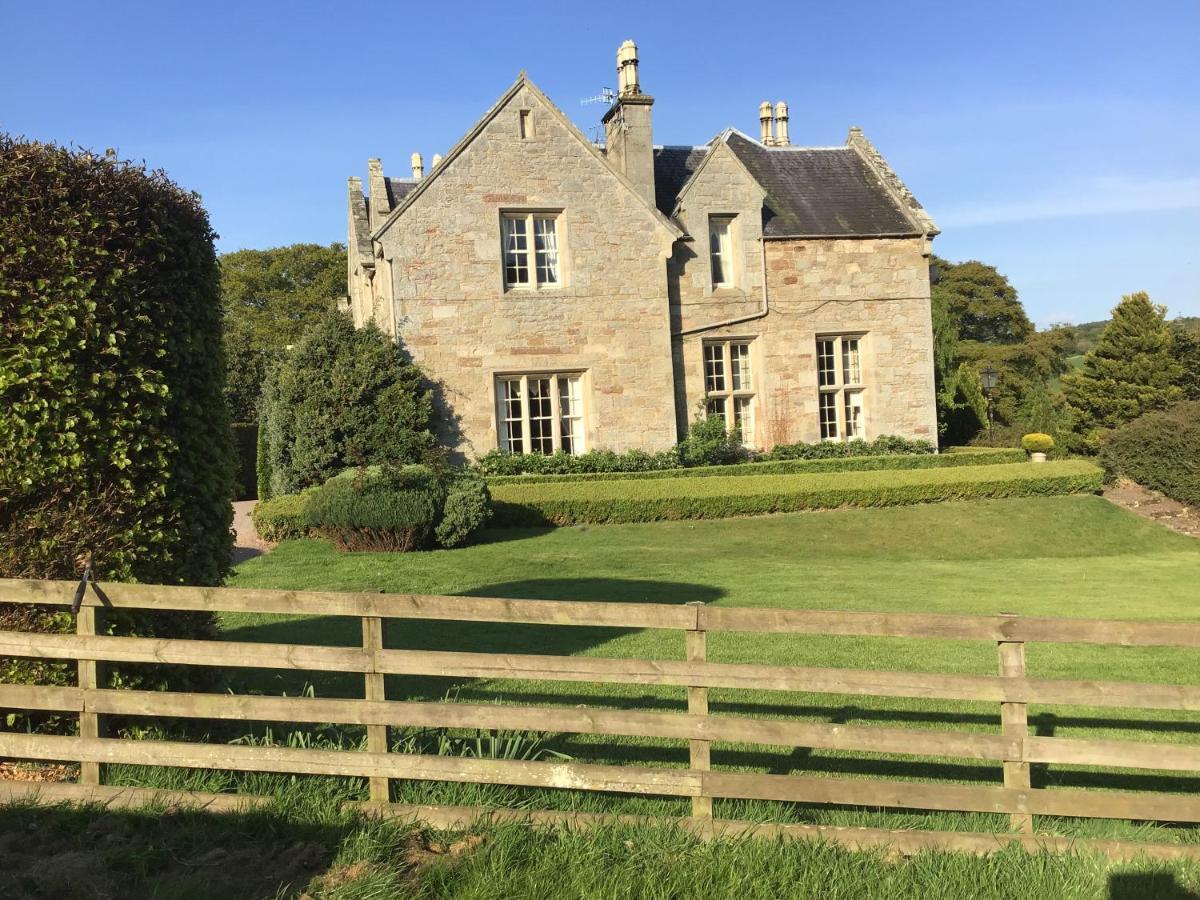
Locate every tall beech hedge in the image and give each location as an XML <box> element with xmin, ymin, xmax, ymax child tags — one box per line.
<box><xmin>1</xmin><ymin>136</ymin><xmax>233</xmax><ymax>712</ymax></box>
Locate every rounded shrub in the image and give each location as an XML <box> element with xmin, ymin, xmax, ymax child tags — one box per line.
<box><xmin>1099</xmin><ymin>401</ymin><xmax>1200</xmax><ymax>505</ymax></box>
<box><xmin>1021</xmin><ymin>433</ymin><xmax>1055</xmax><ymax>454</ymax></box>
<box><xmin>304</xmin><ymin>466</ymin><xmax>442</xmax><ymax>552</ymax></box>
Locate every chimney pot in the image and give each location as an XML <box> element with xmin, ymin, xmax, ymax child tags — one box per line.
<box><xmin>774</xmin><ymin>101</ymin><xmax>790</xmax><ymax>146</ymax></box>
<box><xmin>411</xmin><ymin>152</ymin><xmax>424</xmax><ymax>179</ymax></box>
<box><xmin>759</xmin><ymin>101</ymin><xmax>773</xmax><ymax>145</ymax></box>
<box><xmin>617</xmin><ymin>39</ymin><xmax>640</xmax><ymax>96</ymax></box>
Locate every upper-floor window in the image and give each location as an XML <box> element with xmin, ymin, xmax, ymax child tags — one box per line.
<box><xmin>817</xmin><ymin>334</ymin><xmax>866</xmax><ymax>441</ymax></box>
<box><xmin>518</xmin><ymin>109</ymin><xmax>533</xmax><ymax>139</ymax></box>
<box><xmin>497</xmin><ymin>372</ymin><xmax>585</xmax><ymax>455</ymax></box>
<box><xmin>704</xmin><ymin>339</ymin><xmax>755</xmax><ymax>446</ymax></box>
<box><xmin>502</xmin><ymin>213</ymin><xmax>561</xmax><ymax>289</ymax></box>
<box><xmin>709</xmin><ymin>216</ymin><xmax>735</xmax><ymax>289</ymax></box>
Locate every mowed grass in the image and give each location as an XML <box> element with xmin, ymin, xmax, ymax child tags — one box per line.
<box><xmin>216</xmin><ymin>495</ymin><xmax>1200</xmax><ymax>843</ymax></box>
<box><xmin>11</xmin><ymin>496</ymin><xmax>1200</xmax><ymax>897</ymax></box>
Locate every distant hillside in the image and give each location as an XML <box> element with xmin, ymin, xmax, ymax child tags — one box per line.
<box><xmin>1061</xmin><ymin>316</ymin><xmax>1199</xmax><ymax>356</ymax></box>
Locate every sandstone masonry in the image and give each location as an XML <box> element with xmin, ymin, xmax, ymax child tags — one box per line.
<box><xmin>346</xmin><ymin>42</ymin><xmax>939</xmax><ymax>458</ymax></box>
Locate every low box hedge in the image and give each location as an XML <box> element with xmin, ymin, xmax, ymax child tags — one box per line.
<box><xmin>489</xmin><ymin>460</ymin><xmax>1103</xmax><ymax>527</ymax></box>
<box><xmin>486</xmin><ymin>448</ymin><xmax>1026</xmax><ymax>486</ymax></box>
<box><xmin>251</xmin><ymin>493</ymin><xmax>311</xmax><ymax>542</ymax></box>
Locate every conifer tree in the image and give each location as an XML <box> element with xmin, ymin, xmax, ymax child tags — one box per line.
<box><xmin>1063</xmin><ymin>292</ymin><xmax>1183</xmax><ymax>445</ymax></box>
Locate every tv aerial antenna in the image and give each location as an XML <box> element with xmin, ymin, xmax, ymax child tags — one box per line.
<box><xmin>580</xmin><ymin>87</ymin><xmax>620</xmax><ymax>144</ymax></box>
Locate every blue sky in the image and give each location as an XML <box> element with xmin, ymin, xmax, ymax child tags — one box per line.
<box><xmin>3</xmin><ymin>0</ymin><xmax>1197</xmax><ymax>327</ymax></box>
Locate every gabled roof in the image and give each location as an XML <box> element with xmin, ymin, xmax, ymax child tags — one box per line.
<box><xmin>722</xmin><ymin>131</ymin><xmax>921</xmax><ymax>238</ymax></box>
<box><xmin>369</xmin><ymin>73</ymin><xmax>682</xmax><ymax>243</ymax></box>
<box><xmin>652</xmin><ymin>145</ymin><xmax>708</xmax><ymax>218</ymax></box>
<box><xmin>384</xmin><ymin>177</ymin><xmax>417</xmax><ymax>208</ymax></box>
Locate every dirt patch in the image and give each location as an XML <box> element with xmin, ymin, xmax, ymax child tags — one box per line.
<box><xmin>231</xmin><ymin>499</ymin><xmax>273</xmax><ymax>565</ymax></box>
<box><xmin>1103</xmin><ymin>479</ymin><xmax>1200</xmax><ymax>538</ymax></box>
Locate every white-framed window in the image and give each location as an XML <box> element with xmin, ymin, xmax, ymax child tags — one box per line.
<box><xmin>502</xmin><ymin>212</ymin><xmax>560</xmax><ymax>289</ymax></box>
<box><xmin>708</xmin><ymin>216</ymin><xmax>735</xmax><ymax>289</ymax></box>
<box><xmin>703</xmin><ymin>340</ymin><xmax>755</xmax><ymax>446</ymax></box>
<box><xmin>816</xmin><ymin>334</ymin><xmax>866</xmax><ymax>441</ymax></box>
<box><xmin>497</xmin><ymin>373</ymin><xmax>586</xmax><ymax>455</ymax></box>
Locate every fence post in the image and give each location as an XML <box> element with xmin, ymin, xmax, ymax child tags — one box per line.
<box><xmin>685</xmin><ymin>602</ymin><xmax>712</xmax><ymax>823</ymax></box>
<box><xmin>362</xmin><ymin>616</ymin><xmax>389</xmax><ymax>804</ymax></box>
<box><xmin>997</xmin><ymin>614</ymin><xmax>1032</xmax><ymax>834</ymax></box>
<box><xmin>76</xmin><ymin>605</ymin><xmax>103</xmax><ymax>786</ymax></box>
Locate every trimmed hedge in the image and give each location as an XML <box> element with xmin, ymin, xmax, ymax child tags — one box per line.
<box><xmin>486</xmin><ymin>448</ymin><xmax>1026</xmax><ymax>486</ymax></box>
<box><xmin>476</xmin><ymin>435</ymin><xmax>935</xmax><ymax>477</ymax></box>
<box><xmin>251</xmin><ymin>493</ymin><xmax>311</xmax><ymax>543</ymax></box>
<box><xmin>762</xmin><ymin>435</ymin><xmax>935</xmax><ymax>460</ymax></box>
<box><xmin>489</xmin><ymin>461</ymin><xmax>1103</xmax><ymax>526</ymax></box>
<box><xmin>1100</xmin><ymin>401</ymin><xmax>1200</xmax><ymax>505</ymax></box>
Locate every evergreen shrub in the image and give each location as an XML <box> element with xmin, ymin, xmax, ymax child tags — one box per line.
<box><xmin>1100</xmin><ymin>402</ymin><xmax>1200</xmax><ymax>506</ymax></box>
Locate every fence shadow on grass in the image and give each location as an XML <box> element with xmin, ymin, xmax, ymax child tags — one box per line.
<box><xmin>1109</xmin><ymin>872</ymin><xmax>1200</xmax><ymax>899</ymax></box>
<box><xmin>218</xmin><ymin>577</ymin><xmax>725</xmax><ymax>701</ymax></box>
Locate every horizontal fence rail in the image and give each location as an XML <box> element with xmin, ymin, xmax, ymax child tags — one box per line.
<box><xmin>2</xmin><ymin>578</ymin><xmax>1200</xmax><ymax>860</ymax></box>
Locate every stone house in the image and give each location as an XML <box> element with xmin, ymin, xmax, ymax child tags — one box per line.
<box><xmin>344</xmin><ymin>41</ymin><xmax>939</xmax><ymax>458</ymax></box>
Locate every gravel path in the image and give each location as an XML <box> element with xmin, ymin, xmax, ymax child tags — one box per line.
<box><xmin>231</xmin><ymin>499</ymin><xmax>271</xmax><ymax>564</ymax></box>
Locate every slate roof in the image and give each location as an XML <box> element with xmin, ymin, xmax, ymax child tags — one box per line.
<box><xmin>721</xmin><ymin>132</ymin><xmax>920</xmax><ymax>237</ymax></box>
<box><xmin>384</xmin><ymin>178</ymin><xmax>418</xmax><ymax>209</ymax></box>
<box><xmin>652</xmin><ymin>145</ymin><xmax>709</xmax><ymax>218</ymax></box>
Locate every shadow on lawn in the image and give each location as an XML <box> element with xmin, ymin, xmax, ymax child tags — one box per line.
<box><xmin>220</xmin><ymin>577</ymin><xmax>724</xmax><ymax>700</ymax></box>
<box><xmin>0</xmin><ymin>802</ymin><xmax>341</xmax><ymax>899</ymax></box>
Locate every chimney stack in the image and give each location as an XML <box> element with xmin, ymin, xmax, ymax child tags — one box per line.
<box><xmin>774</xmin><ymin>101</ymin><xmax>790</xmax><ymax>146</ymax></box>
<box><xmin>603</xmin><ymin>40</ymin><xmax>656</xmax><ymax>206</ymax></box>
<box><xmin>759</xmin><ymin>101</ymin><xmax>773</xmax><ymax>145</ymax></box>
<box><xmin>411</xmin><ymin>152</ymin><xmax>424</xmax><ymax>179</ymax></box>
<box><xmin>431</xmin><ymin>153</ymin><xmax>443</xmax><ymax>168</ymax></box>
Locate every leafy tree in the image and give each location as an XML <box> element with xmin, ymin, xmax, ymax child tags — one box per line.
<box><xmin>931</xmin><ymin>255</ymin><xmax>1033</xmax><ymax>344</ymax></box>
<box><xmin>258</xmin><ymin>311</ymin><xmax>436</xmax><ymax>497</ymax></box>
<box><xmin>220</xmin><ymin>243</ymin><xmax>345</xmax><ymax>422</ymax></box>
<box><xmin>1062</xmin><ymin>292</ymin><xmax>1183</xmax><ymax>447</ymax></box>
<box><xmin>930</xmin><ymin>287</ymin><xmax>986</xmax><ymax>442</ymax></box>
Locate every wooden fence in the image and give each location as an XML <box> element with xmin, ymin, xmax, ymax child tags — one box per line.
<box><xmin>1</xmin><ymin>577</ymin><xmax>1199</xmax><ymax>861</ymax></box>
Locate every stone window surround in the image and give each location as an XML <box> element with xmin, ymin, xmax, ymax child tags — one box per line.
<box><xmin>493</xmin><ymin>369</ymin><xmax>589</xmax><ymax>455</ymax></box>
<box><xmin>499</xmin><ymin>209</ymin><xmax>568</xmax><ymax>293</ymax></box>
<box><xmin>707</xmin><ymin>214</ymin><xmax>738</xmax><ymax>293</ymax></box>
<box><xmin>816</xmin><ymin>332</ymin><xmax>868</xmax><ymax>441</ymax></box>
<box><xmin>703</xmin><ymin>337</ymin><xmax>757</xmax><ymax>447</ymax></box>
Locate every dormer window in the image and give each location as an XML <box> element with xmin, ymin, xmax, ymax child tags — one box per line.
<box><xmin>502</xmin><ymin>212</ymin><xmax>561</xmax><ymax>289</ymax></box>
<box><xmin>709</xmin><ymin>216</ymin><xmax>735</xmax><ymax>289</ymax></box>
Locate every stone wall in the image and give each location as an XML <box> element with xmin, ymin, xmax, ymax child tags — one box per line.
<box><xmin>373</xmin><ymin>81</ymin><xmax>679</xmax><ymax>458</ymax></box>
<box><xmin>672</xmin><ymin>235</ymin><xmax>938</xmax><ymax>448</ymax></box>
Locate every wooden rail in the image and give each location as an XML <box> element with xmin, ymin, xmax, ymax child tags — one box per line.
<box><xmin>2</xmin><ymin>578</ymin><xmax>1199</xmax><ymax>860</ymax></box>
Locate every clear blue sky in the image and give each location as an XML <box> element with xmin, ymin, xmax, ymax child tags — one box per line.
<box><xmin>3</xmin><ymin>0</ymin><xmax>1197</xmax><ymax>327</ymax></box>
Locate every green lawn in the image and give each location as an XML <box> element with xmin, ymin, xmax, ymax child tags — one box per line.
<box><xmin>219</xmin><ymin>496</ymin><xmax>1200</xmax><ymax>838</ymax></box>
<box><xmin>11</xmin><ymin>496</ymin><xmax>1200</xmax><ymax>897</ymax></box>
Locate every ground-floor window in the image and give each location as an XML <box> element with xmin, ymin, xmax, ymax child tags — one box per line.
<box><xmin>703</xmin><ymin>340</ymin><xmax>755</xmax><ymax>446</ymax></box>
<box><xmin>496</xmin><ymin>373</ymin><xmax>585</xmax><ymax>454</ymax></box>
<box><xmin>816</xmin><ymin>334</ymin><xmax>866</xmax><ymax>440</ymax></box>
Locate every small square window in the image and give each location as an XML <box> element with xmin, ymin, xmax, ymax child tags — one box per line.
<box><xmin>502</xmin><ymin>212</ymin><xmax>561</xmax><ymax>289</ymax></box>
